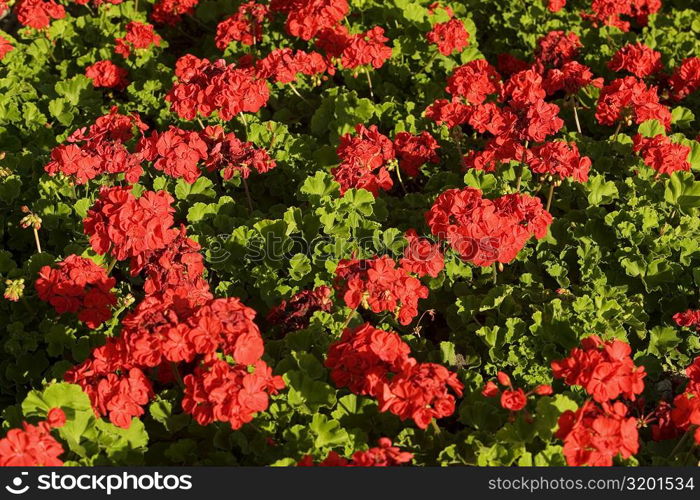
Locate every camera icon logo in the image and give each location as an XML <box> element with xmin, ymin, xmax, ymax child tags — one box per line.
<box><xmin>5</xmin><ymin>472</ymin><xmax>29</xmax><ymax>495</ymax></box>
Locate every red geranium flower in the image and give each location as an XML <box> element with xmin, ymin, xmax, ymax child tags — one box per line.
<box><xmin>85</xmin><ymin>60</ymin><xmax>129</xmax><ymax>90</ymax></box>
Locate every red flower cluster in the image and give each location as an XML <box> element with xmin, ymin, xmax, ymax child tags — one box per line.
<box><xmin>632</xmin><ymin>134</ymin><xmax>691</xmax><ymax>176</ymax></box>
<box><xmin>215</xmin><ymin>2</ymin><xmax>270</xmax><ymax>49</ymax></box>
<box><xmin>183</xmin><ymin>359</ymin><xmax>285</xmax><ymax>429</ymax></box>
<box><xmin>552</xmin><ymin>335</ymin><xmax>646</xmax><ymax>403</ymax></box>
<box><xmin>45</xmin><ymin>107</ymin><xmax>147</xmax><ymax>184</ymax></box>
<box><xmin>527</xmin><ymin>141</ymin><xmax>591</xmax><ymax>183</ymax></box>
<box><xmin>298</xmin><ymin>438</ymin><xmax>413</xmax><ymax>466</ymax></box>
<box><xmin>399</xmin><ymin>229</ymin><xmax>444</xmax><ymax>278</ymax></box>
<box><xmin>0</xmin><ymin>421</ymin><xmax>64</xmax><ymax>466</ymax></box>
<box><xmin>668</xmin><ymin>57</ymin><xmax>700</xmax><ymax>102</ymax></box>
<box><xmin>426</xmin><ymin>187</ymin><xmax>552</xmax><ymax>267</ymax></box>
<box><xmin>446</xmin><ymin>59</ymin><xmax>502</xmax><ymax>105</ymax></box>
<box><xmin>595</xmin><ymin>76</ymin><xmax>671</xmax><ymax>129</ymax></box>
<box><xmin>71</xmin><ymin>181</ymin><xmax>284</xmax><ymax>428</ymax></box>
<box><xmin>393</xmin><ymin>131</ymin><xmax>440</xmax><ymax>177</ymax></box>
<box><xmin>542</xmin><ymin>61</ymin><xmax>603</xmax><ymax>96</ymax></box>
<box><xmin>551</xmin><ymin>334</ymin><xmax>646</xmax><ymax>466</ymax></box>
<box><xmin>271</xmin><ymin>0</ymin><xmax>349</xmax><ymax>41</ymax></box>
<box><xmin>350</xmin><ymin>438</ymin><xmax>413</xmax><ymax>466</ymax></box>
<box><xmin>451</xmin><ymin>67</ymin><xmax>565</xmax><ymax>170</ymax></box>
<box><xmin>135</xmin><ymin>125</ymin><xmax>276</xmax><ymax>184</ymax></box>
<box><xmin>35</xmin><ymin>255</ymin><xmax>117</xmax><ymax>329</ymax></box>
<box><xmin>125</xmin><ymin>294</ymin><xmax>270</xmax><ymax>368</ymax></box>
<box><xmin>85</xmin><ymin>60</ymin><xmax>129</xmax><ymax>90</ymax></box>
<box><xmin>115</xmin><ymin>21</ymin><xmax>162</xmax><ymax>58</ymax></box>
<box><xmin>556</xmin><ymin>400</ymin><xmax>639</xmax><ymax>466</ymax></box>
<box><xmin>582</xmin><ymin>0</ymin><xmax>661</xmax><ymax>31</ymax></box>
<box><xmin>166</xmin><ymin>54</ymin><xmax>269</xmax><ymax>121</ymax></box>
<box><xmin>68</xmin><ymin>284</ymin><xmax>282</xmax><ymax>427</ymax></box>
<box><xmin>426</xmin><ymin>18</ymin><xmax>469</xmax><ymax>56</ymax></box>
<box><xmin>256</xmin><ymin>48</ymin><xmax>329</xmax><ymax>84</ymax></box>
<box><xmin>200</xmin><ymin>125</ymin><xmax>276</xmax><ymax>179</ymax></box>
<box><xmin>482</xmin><ymin>371</ymin><xmax>553</xmax><ymax>411</ymax></box>
<box><xmin>498</xmin><ymin>68</ymin><xmax>565</xmax><ymax>142</ymax></box>
<box><xmin>340</xmin><ymin>26</ymin><xmax>393</xmax><ymax>70</ymax></box>
<box><xmin>534</xmin><ymin>31</ymin><xmax>581</xmax><ymax>69</ymax></box>
<box><xmin>379</xmin><ymin>361</ymin><xmax>464</xmax><ymax>429</ymax></box>
<box><xmin>15</xmin><ymin>0</ymin><xmax>64</xmax><ymax>30</ymax></box>
<box><xmin>266</xmin><ymin>285</ymin><xmax>333</xmax><ymax>334</ymax></box>
<box><xmin>326</xmin><ymin>323</ymin><xmax>411</xmax><ymax>397</ymax></box>
<box><xmin>83</xmin><ymin>186</ymin><xmax>177</xmax><ymax>261</ymax></box>
<box><xmin>334</xmin><ymin>255</ymin><xmax>429</xmax><ymax>325</ymax></box>
<box><xmin>325</xmin><ymin>323</ymin><xmax>463</xmax><ymax>429</ymax></box>
<box><xmin>673</xmin><ymin>309</ymin><xmax>700</xmax><ymax>332</ymax></box>
<box><xmin>150</xmin><ymin>0</ymin><xmax>199</xmax><ymax>25</ymax></box>
<box><xmin>608</xmin><ymin>43</ymin><xmax>662</xmax><ymax>78</ymax></box>
<box><xmin>332</xmin><ymin>124</ymin><xmax>395</xmax><ymax>195</ymax></box>
<box><xmin>129</xmin><ymin>225</ymin><xmax>209</xmax><ymax>298</ymax></box>
<box><xmin>0</xmin><ymin>36</ymin><xmax>13</xmax><ymax>60</ymax></box>
<box><xmin>424</xmin><ymin>99</ymin><xmax>471</xmax><ymax>128</ymax></box>
<box><xmin>655</xmin><ymin>357</ymin><xmax>700</xmax><ymax>445</ymax></box>
<box><xmin>547</xmin><ymin>0</ymin><xmax>566</xmax><ymax>12</ymax></box>
<box><xmin>138</xmin><ymin>126</ymin><xmax>208</xmax><ymax>183</ymax></box>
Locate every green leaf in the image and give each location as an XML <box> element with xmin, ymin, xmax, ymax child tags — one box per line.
<box><xmin>300</xmin><ymin>171</ymin><xmax>339</xmax><ymax>200</ymax></box>
<box><xmin>174</xmin><ymin>177</ymin><xmax>216</xmax><ymax>200</ymax></box>
<box><xmin>671</xmin><ymin>106</ymin><xmax>695</xmax><ymax>128</ymax></box>
<box><xmin>309</xmin><ymin>414</ymin><xmax>349</xmax><ymax>448</ymax></box>
<box><xmin>289</xmin><ymin>253</ymin><xmax>312</xmax><ymax>281</ymax></box>
<box><xmin>587</xmin><ymin>175</ymin><xmax>619</xmax><ymax>206</ymax></box>
<box><xmin>637</xmin><ymin>119</ymin><xmax>665</xmax><ymax>138</ymax></box>
<box><xmin>664</xmin><ymin>171</ymin><xmax>700</xmax><ymax>211</ymax></box>
<box><xmin>647</xmin><ymin>326</ymin><xmax>680</xmax><ymax>357</ymax></box>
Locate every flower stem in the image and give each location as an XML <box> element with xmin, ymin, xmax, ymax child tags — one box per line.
<box><xmin>107</xmin><ymin>256</ymin><xmax>118</xmax><ymax>275</ymax></box>
<box><xmin>288</xmin><ymin>83</ymin><xmax>309</xmax><ymax>104</ymax></box>
<box><xmin>394</xmin><ymin>163</ymin><xmax>408</xmax><ymax>194</ymax></box>
<box><xmin>170</xmin><ymin>362</ymin><xmax>185</xmax><ymax>389</ymax></box>
<box><xmin>613</xmin><ymin>121</ymin><xmax>622</xmax><ymax>141</ymax></box>
<box><xmin>340</xmin><ymin>308</ymin><xmax>356</xmax><ymax>332</ymax></box>
<box><xmin>430</xmin><ymin>419</ymin><xmax>441</xmax><ymax>435</ymax></box>
<box><xmin>32</xmin><ymin>228</ymin><xmax>42</xmax><ymax>254</ymax></box>
<box><xmin>515</xmin><ymin>141</ymin><xmax>529</xmax><ymax>192</ymax></box>
<box><xmin>573</xmin><ymin>102</ymin><xmax>582</xmax><ymax>134</ymax></box>
<box><xmin>242</xmin><ymin>176</ymin><xmax>254</xmax><ymax>213</ymax></box>
<box><xmin>365</xmin><ymin>67</ymin><xmax>374</xmax><ymax>99</ymax></box>
<box><xmin>545</xmin><ymin>183</ymin><xmax>555</xmax><ymax>212</ymax></box>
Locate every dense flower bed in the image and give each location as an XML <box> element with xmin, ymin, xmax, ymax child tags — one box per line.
<box><xmin>0</xmin><ymin>0</ymin><xmax>698</xmax><ymax>466</ymax></box>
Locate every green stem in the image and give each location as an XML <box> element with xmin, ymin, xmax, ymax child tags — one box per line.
<box><xmin>33</xmin><ymin>228</ymin><xmax>42</xmax><ymax>254</ymax></box>
<box><xmin>242</xmin><ymin>176</ymin><xmax>254</xmax><ymax>213</ymax></box>
<box><xmin>288</xmin><ymin>83</ymin><xmax>309</xmax><ymax>104</ymax></box>
<box><xmin>613</xmin><ymin>121</ymin><xmax>622</xmax><ymax>141</ymax></box>
<box><xmin>394</xmin><ymin>164</ymin><xmax>408</xmax><ymax>194</ymax></box>
<box><xmin>365</xmin><ymin>67</ymin><xmax>374</xmax><ymax>99</ymax></box>
<box><xmin>545</xmin><ymin>183</ymin><xmax>555</xmax><ymax>212</ymax></box>
<box><xmin>170</xmin><ymin>362</ymin><xmax>185</xmax><ymax>389</ymax></box>
<box><xmin>340</xmin><ymin>308</ymin><xmax>356</xmax><ymax>332</ymax></box>
<box><xmin>573</xmin><ymin>102</ymin><xmax>582</xmax><ymax>134</ymax></box>
<box><xmin>515</xmin><ymin>141</ymin><xmax>529</xmax><ymax>192</ymax></box>
<box><xmin>106</xmin><ymin>256</ymin><xmax>118</xmax><ymax>275</ymax></box>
